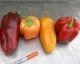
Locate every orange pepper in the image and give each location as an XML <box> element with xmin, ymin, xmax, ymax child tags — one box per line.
<box><xmin>20</xmin><ymin>16</ymin><xmax>40</xmax><ymax>39</ymax></box>
<box><xmin>40</xmin><ymin>17</ymin><xmax>56</xmax><ymax>53</ymax></box>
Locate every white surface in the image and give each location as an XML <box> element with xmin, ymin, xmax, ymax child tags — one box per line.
<box><xmin>0</xmin><ymin>31</ymin><xmax>80</xmax><ymax>64</ymax></box>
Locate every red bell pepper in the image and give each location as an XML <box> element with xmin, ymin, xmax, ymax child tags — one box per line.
<box><xmin>55</xmin><ymin>17</ymin><xmax>80</xmax><ymax>43</ymax></box>
<box><xmin>0</xmin><ymin>12</ymin><xmax>21</xmax><ymax>54</ymax></box>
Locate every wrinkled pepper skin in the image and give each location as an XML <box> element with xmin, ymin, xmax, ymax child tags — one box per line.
<box><xmin>40</xmin><ymin>17</ymin><xmax>56</xmax><ymax>53</ymax></box>
<box><xmin>0</xmin><ymin>12</ymin><xmax>21</xmax><ymax>54</ymax></box>
<box><xmin>55</xmin><ymin>17</ymin><xmax>80</xmax><ymax>43</ymax></box>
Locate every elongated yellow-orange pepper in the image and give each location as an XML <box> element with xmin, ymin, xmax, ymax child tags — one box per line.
<box><xmin>40</xmin><ymin>17</ymin><xmax>56</xmax><ymax>53</ymax></box>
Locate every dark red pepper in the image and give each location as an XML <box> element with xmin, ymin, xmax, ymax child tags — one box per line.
<box><xmin>55</xmin><ymin>17</ymin><xmax>80</xmax><ymax>43</ymax></box>
<box><xmin>0</xmin><ymin>12</ymin><xmax>21</xmax><ymax>54</ymax></box>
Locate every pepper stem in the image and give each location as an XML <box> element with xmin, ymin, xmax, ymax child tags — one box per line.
<box><xmin>68</xmin><ymin>16</ymin><xmax>73</xmax><ymax>27</ymax></box>
<box><xmin>15</xmin><ymin>11</ymin><xmax>20</xmax><ymax>14</ymax></box>
<box><xmin>25</xmin><ymin>18</ymin><xmax>34</xmax><ymax>26</ymax></box>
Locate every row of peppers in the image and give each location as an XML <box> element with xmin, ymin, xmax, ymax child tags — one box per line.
<box><xmin>0</xmin><ymin>11</ymin><xmax>80</xmax><ymax>54</ymax></box>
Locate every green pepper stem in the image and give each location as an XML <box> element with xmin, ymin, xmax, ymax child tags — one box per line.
<box><xmin>15</xmin><ymin>11</ymin><xmax>20</xmax><ymax>14</ymax></box>
<box><xmin>68</xmin><ymin>16</ymin><xmax>73</xmax><ymax>27</ymax></box>
<box><xmin>25</xmin><ymin>18</ymin><xmax>34</xmax><ymax>26</ymax></box>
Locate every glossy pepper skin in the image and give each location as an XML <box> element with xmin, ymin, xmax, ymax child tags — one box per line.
<box><xmin>55</xmin><ymin>17</ymin><xmax>80</xmax><ymax>43</ymax></box>
<box><xmin>40</xmin><ymin>17</ymin><xmax>56</xmax><ymax>53</ymax></box>
<box><xmin>20</xmin><ymin>16</ymin><xmax>40</xmax><ymax>39</ymax></box>
<box><xmin>0</xmin><ymin>12</ymin><xmax>21</xmax><ymax>54</ymax></box>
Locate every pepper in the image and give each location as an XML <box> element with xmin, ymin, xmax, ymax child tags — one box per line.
<box><xmin>0</xmin><ymin>11</ymin><xmax>21</xmax><ymax>54</ymax></box>
<box><xmin>20</xmin><ymin>16</ymin><xmax>40</xmax><ymax>39</ymax></box>
<box><xmin>40</xmin><ymin>17</ymin><xmax>56</xmax><ymax>53</ymax></box>
<box><xmin>55</xmin><ymin>17</ymin><xmax>80</xmax><ymax>43</ymax></box>
<box><xmin>79</xmin><ymin>24</ymin><xmax>80</xmax><ymax>30</ymax></box>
